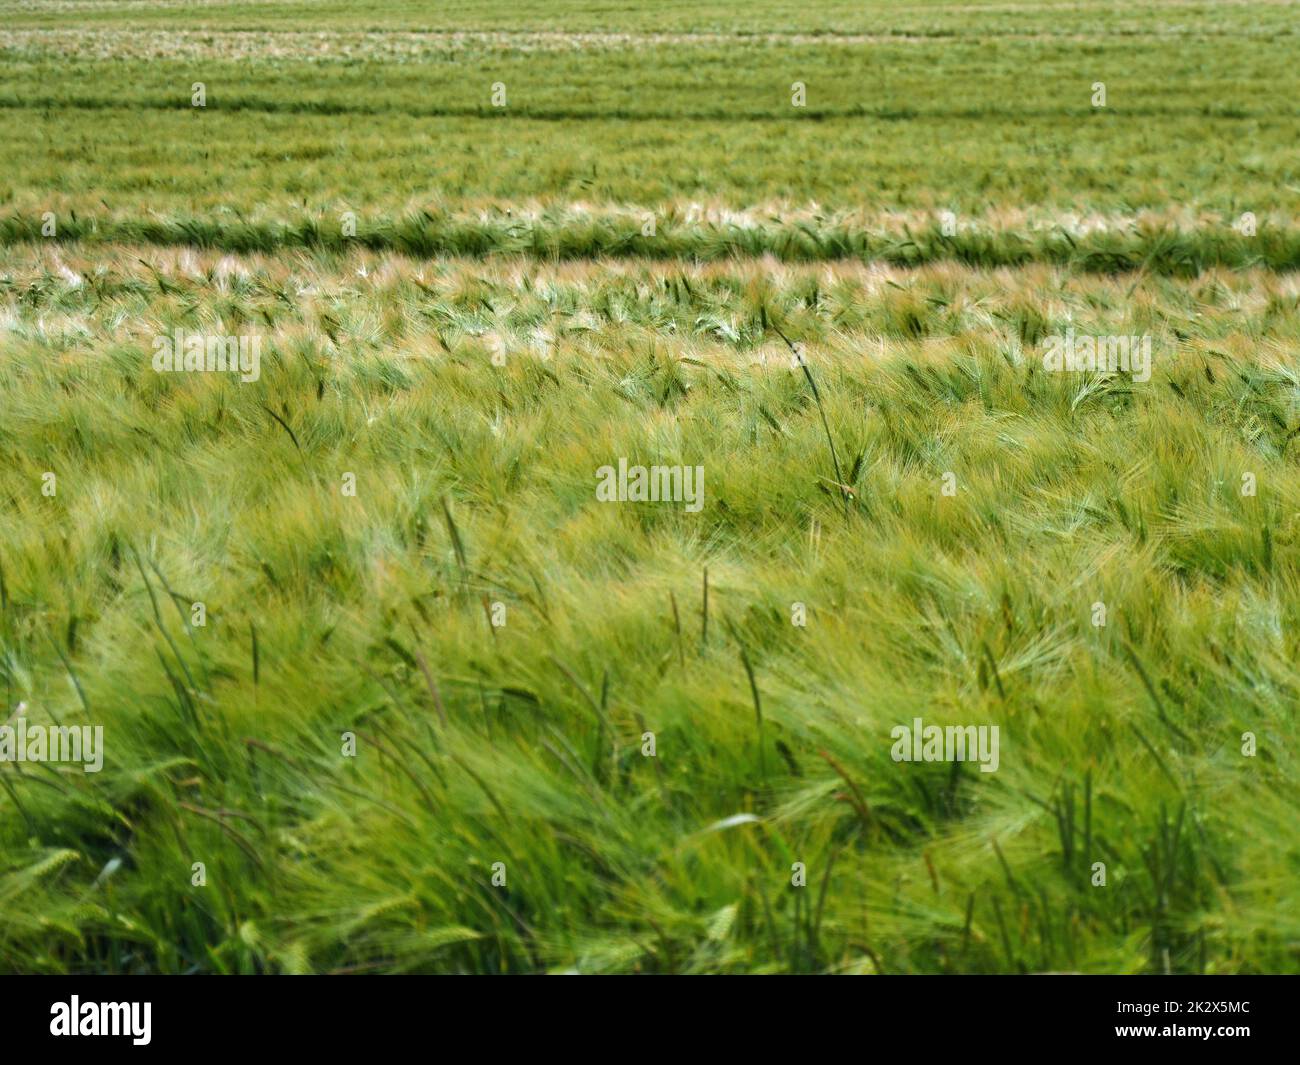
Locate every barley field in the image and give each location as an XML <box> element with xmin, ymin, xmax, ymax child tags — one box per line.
<box><xmin>1</xmin><ymin>0</ymin><xmax>1298</xmax><ymax>975</ymax></box>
